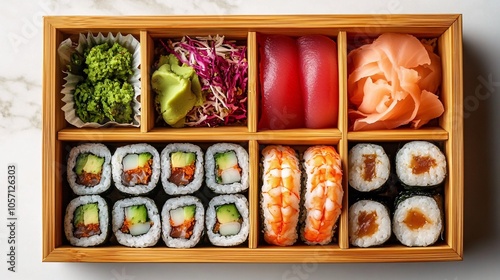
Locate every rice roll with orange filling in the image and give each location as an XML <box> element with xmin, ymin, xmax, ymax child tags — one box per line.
<box><xmin>161</xmin><ymin>196</ymin><xmax>205</xmax><ymax>248</ymax></box>
<box><xmin>348</xmin><ymin>143</ymin><xmax>390</xmax><ymax>193</ymax></box>
<box><xmin>112</xmin><ymin>197</ymin><xmax>161</xmax><ymax>247</ymax></box>
<box><xmin>112</xmin><ymin>144</ymin><xmax>160</xmax><ymax>195</ymax></box>
<box><xmin>206</xmin><ymin>194</ymin><xmax>249</xmax><ymax>246</ymax></box>
<box><xmin>205</xmin><ymin>143</ymin><xmax>249</xmax><ymax>194</ymax></box>
<box><xmin>395</xmin><ymin>141</ymin><xmax>447</xmax><ymax>189</ymax></box>
<box><xmin>161</xmin><ymin>143</ymin><xmax>204</xmax><ymax>195</ymax></box>
<box><xmin>64</xmin><ymin>195</ymin><xmax>109</xmax><ymax>247</ymax></box>
<box><xmin>392</xmin><ymin>193</ymin><xmax>443</xmax><ymax>247</ymax></box>
<box><xmin>67</xmin><ymin>143</ymin><xmax>111</xmax><ymax>195</ymax></box>
<box><xmin>349</xmin><ymin>199</ymin><xmax>391</xmax><ymax>247</ymax></box>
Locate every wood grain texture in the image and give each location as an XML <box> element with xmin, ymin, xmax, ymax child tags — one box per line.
<box><xmin>43</xmin><ymin>244</ymin><xmax>461</xmax><ymax>263</ymax></box>
<box><xmin>140</xmin><ymin>31</ymin><xmax>152</xmax><ymax>132</ymax></box>
<box><xmin>348</xmin><ymin>128</ymin><xmax>449</xmax><ymax>141</ymax></box>
<box><xmin>247</xmin><ymin>32</ymin><xmax>258</xmax><ymax>133</ymax></box>
<box><xmin>337</xmin><ymin>31</ymin><xmax>349</xmax><ymax>249</ymax></box>
<box><xmin>43</xmin><ymin>15</ymin><xmax>463</xmax><ymax>263</ymax></box>
<box><xmin>248</xmin><ymin>140</ymin><xmax>259</xmax><ymax>248</ymax></box>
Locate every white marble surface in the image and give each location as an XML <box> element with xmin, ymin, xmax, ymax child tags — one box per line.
<box><xmin>0</xmin><ymin>0</ymin><xmax>499</xmax><ymax>279</ymax></box>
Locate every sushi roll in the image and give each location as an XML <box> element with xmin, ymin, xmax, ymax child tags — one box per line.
<box><xmin>206</xmin><ymin>194</ymin><xmax>249</xmax><ymax>247</ymax></box>
<box><xmin>301</xmin><ymin>146</ymin><xmax>343</xmax><ymax>245</ymax></box>
<box><xmin>112</xmin><ymin>143</ymin><xmax>160</xmax><ymax>195</ymax></box>
<box><xmin>261</xmin><ymin>145</ymin><xmax>301</xmax><ymax>246</ymax></box>
<box><xmin>161</xmin><ymin>143</ymin><xmax>204</xmax><ymax>195</ymax></box>
<box><xmin>395</xmin><ymin>141</ymin><xmax>447</xmax><ymax>188</ymax></box>
<box><xmin>349</xmin><ymin>200</ymin><xmax>391</xmax><ymax>247</ymax></box>
<box><xmin>64</xmin><ymin>195</ymin><xmax>109</xmax><ymax>247</ymax></box>
<box><xmin>348</xmin><ymin>143</ymin><xmax>390</xmax><ymax>192</ymax></box>
<box><xmin>112</xmin><ymin>197</ymin><xmax>161</xmax><ymax>247</ymax></box>
<box><xmin>205</xmin><ymin>143</ymin><xmax>249</xmax><ymax>194</ymax></box>
<box><xmin>393</xmin><ymin>193</ymin><xmax>443</xmax><ymax>247</ymax></box>
<box><xmin>67</xmin><ymin>143</ymin><xmax>112</xmax><ymax>195</ymax></box>
<box><xmin>161</xmin><ymin>196</ymin><xmax>205</xmax><ymax>248</ymax></box>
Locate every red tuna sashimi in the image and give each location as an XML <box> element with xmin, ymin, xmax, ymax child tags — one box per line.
<box><xmin>258</xmin><ymin>35</ymin><xmax>305</xmax><ymax>130</ymax></box>
<box><xmin>297</xmin><ymin>35</ymin><xmax>339</xmax><ymax>128</ymax></box>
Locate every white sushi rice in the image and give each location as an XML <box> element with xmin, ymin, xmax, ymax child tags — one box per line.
<box><xmin>206</xmin><ymin>194</ymin><xmax>249</xmax><ymax>246</ymax></box>
<box><xmin>67</xmin><ymin>143</ymin><xmax>112</xmax><ymax>195</ymax></box>
<box><xmin>393</xmin><ymin>195</ymin><xmax>443</xmax><ymax>247</ymax></box>
<box><xmin>161</xmin><ymin>196</ymin><xmax>204</xmax><ymax>248</ymax></box>
<box><xmin>64</xmin><ymin>195</ymin><xmax>109</xmax><ymax>247</ymax></box>
<box><xmin>205</xmin><ymin>143</ymin><xmax>249</xmax><ymax>194</ymax></box>
<box><xmin>112</xmin><ymin>143</ymin><xmax>160</xmax><ymax>195</ymax></box>
<box><xmin>349</xmin><ymin>200</ymin><xmax>391</xmax><ymax>247</ymax></box>
<box><xmin>112</xmin><ymin>197</ymin><xmax>161</xmax><ymax>248</ymax></box>
<box><xmin>160</xmin><ymin>143</ymin><xmax>204</xmax><ymax>195</ymax></box>
<box><xmin>395</xmin><ymin>141</ymin><xmax>447</xmax><ymax>187</ymax></box>
<box><xmin>348</xmin><ymin>143</ymin><xmax>390</xmax><ymax>192</ymax></box>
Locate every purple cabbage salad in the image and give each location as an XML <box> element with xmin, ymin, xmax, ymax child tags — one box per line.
<box><xmin>159</xmin><ymin>35</ymin><xmax>248</xmax><ymax>127</ymax></box>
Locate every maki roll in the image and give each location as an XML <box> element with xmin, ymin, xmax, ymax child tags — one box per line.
<box><xmin>112</xmin><ymin>144</ymin><xmax>160</xmax><ymax>195</ymax></box>
<box><xmin>348</xmin><ymin>143</ymin><xmax>390</xmax><ymax>192</ymax></box>
<box><xmin>161</xmin><ymin>143</ymin><xmax>204</xmax><ymax>195</ymax></box>
<box><xmin>205</xmin><ymin>143</ymin><xmax>249</xmax><ymax>194</ymax></box>
<box><xmin>112</xmin><ymin>197</ymin><xmax>161</xmax><ymax>247</ymax></box>
<box><xmin>206</xmin><ymin>194</ymin><xmax>249</xmax><ymax>246</ymax></box>
<box><xmin>161</xmin><ymin>196</ymin><xmax>204</xmax><ymax>248</ymax></box>
<box><xmin>393</xmin><ymin>193</ymin><xmax>443</xmax><ymax>247</ymax></box>
<box><xmin>64</xmin><ymin>195</ymin><xmax>109</xmax><ymax>247</ymax></box>
<box><xmin>261</xmin><ymin>145</ymin><xmax>301</xmax><ymax>246</ymax></box>
<box><xmin>301</xmin><ymin>146</ymin><xmax>343</xmax><ymax>245</ymax></box>
<box><xmin>349</xmin><ymin>200</ymin><xmax>391</xmax><ymax>247</ymax></box>
<box><xmin>67</xmin><ymin>143</ymin><xmax>112</xmax><ymax>195</ymax></box>
<box><xmin>395</xmin><ymin>141</ymin><xmax>447</xmax><ymax>188</ymax></box>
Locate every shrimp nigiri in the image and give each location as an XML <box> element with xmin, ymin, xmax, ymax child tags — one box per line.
<box><xmin>261</xmin><ymin>145</ymin><xmax>301</xmax><ymax>246</ymax></box>
<box><xmin>301</xmin><ymin>146</ymin><xmax>343</xmax><ymax>245</ymax></box>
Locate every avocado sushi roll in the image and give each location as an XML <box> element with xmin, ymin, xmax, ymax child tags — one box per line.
<box><xmin>112</xmin><ymin>197</ymin><xmax>161</xmax><ymax>247</ymax></box>
<box><xmin>161</xmin><ymin>143</ymin><xmax>204</xmax><ymax>195</ymax></box>
<box><xmin>64</xmin><ymin>195</ymin><xmax>109</xmax><ymax>247</ymax></box>
<box><xmin>205</xmin><ymin>143</ymin><xmax>249</xmax><ymax>194</ymax></box>
<box><xmin>67</xmin><ymin>143</ymin><xmax>112</xmax><ymax>195</ymax></box>
<box><xmin>161</xmin><ymin>196</ymin><xmax>204</xmax><ymax>248</ymax></box>
<box><xmin>112</xmin><ymin>144</ymin><xmax>160</xmax><ymax>195</ymax></box>
<box><xmin>393</xmin><ymin>193</ymin><xmax>443</xmax><ymax>247</ymax></box>
<box><xmin>395</xmin><ymin>141</ymin><xmax>447</xmax><ymax>188</ymax></box>
<box><xmin>349</xmin><ymin>200</ymin><xmax>391</xmax><ymax>247</ymax></box>
<box><xmin>206</xmin><ymin>194</ymin><xmax>249</xmax><ymax>246</ymax></box>
<box><xmin>348</xmin><ymin>143</ymin><xmax>390</xmax><ymax>192</ymax></box>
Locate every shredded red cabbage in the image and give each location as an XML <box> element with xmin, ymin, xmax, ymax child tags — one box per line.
<box><xmin>160</xmin><ymin>35</ymin><xmax>248</xmax><ymax>127</ymax></box>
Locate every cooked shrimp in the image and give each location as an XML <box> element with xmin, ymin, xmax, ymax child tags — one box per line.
<box><xmin>261</xmin><ymin>145</ymin><xmax>301</xmax><ymax>246</ymax></box>
<box><xmin>301</xmin><ymin>146</ymin><xmax>343</xmax><ymax>245</ymax></box>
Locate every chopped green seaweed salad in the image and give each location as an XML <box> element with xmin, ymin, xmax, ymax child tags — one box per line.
<box><xmin>70</xmin><ymin>42</ymin><xmax>135</xmax><ymax>124</ymax></box>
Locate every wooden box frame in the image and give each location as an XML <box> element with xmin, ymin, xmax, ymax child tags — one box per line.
<box><xmin>42</xmin><ymin>15</ymin><xmax>463</xmax><ymax>262</ymax></box>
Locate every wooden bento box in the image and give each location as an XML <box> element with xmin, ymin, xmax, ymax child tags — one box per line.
<box><xmin>42</xmin><ymin>15</ymin><xmax>463</xmax><ymax>262</ymax></box>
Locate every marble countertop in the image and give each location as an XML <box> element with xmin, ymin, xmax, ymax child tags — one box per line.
<box><xmin>1</xmin><ymin>0</ymin><xmax>499</xmax><ymax>279</ymax></box>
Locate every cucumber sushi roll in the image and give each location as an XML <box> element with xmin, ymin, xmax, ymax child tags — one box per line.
<box><xmin>348</xmin><ymin>143</ymin><xmax>390</xmax><ymax>192</ymax></box>
<box><xmin>112</xmin><ymin>197</ymin><xmax>161</xmax><ymax>247</ymax></box>
<box><xmin>393</xmin><ymin>193</ymin><xmax>443</xmax><ymax>247</ymax></box>
<box><xmin>395</xmin><ymin>141</ymin><xmax>447</xmax><ymax>188</ymax></box>
<box><xmin>67</xmin><ymin>143</ymin><xmax>112</xmax><ymax>195</ymax></box>
<box><xmin>349</xmin><ymin>200</ymin><xmax>391</xmax><ymax>247</ymax></box>
<box><xmin>64</xmin><ymin>195</ymin><xmax>109</xmax><ymax>247</ymax></box>
<box><xmin>205</xmin><ymin>143</ymin><xmax>249</xmax><ymax>194</ymax></box>
<box><xmin>112</xmin><ymin>144</ymin><xmax>160</xmax><ymax>195</ymax></box>
<box><xmin>161</xmin><ymin>143</ymin><xmax>204</xmax><ymax>195</ymax></box>
<box><xmin>161</xmin><ymin>196</ymin><xmax>204</xmax><ymax>248</ymax></box>
<box><xmin>206</xmin><ymin>194</ymin><xmax>249</xmax><ymax>246</ymax></box>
